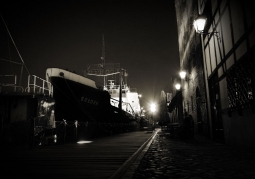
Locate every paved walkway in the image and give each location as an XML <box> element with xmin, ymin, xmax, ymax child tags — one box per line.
<box><xmin>0</xmin><ymin>130</ymin><xmax>155</xmax><ymax>179</ymax></box>
<box><xmin>124</xmin><ymin>128</ymin><xmax>255</xmax><ymax>179</ymax></box>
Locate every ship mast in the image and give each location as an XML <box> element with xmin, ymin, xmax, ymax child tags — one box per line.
<box><xmin>101</xmin><ymin>34</ymin><xmax>106</xmax><ymax>87</ymax></box>
<box><xmin>0</xmin><ymin>14</ymin><xmax>30</xmax><ymax>88</ymax></box>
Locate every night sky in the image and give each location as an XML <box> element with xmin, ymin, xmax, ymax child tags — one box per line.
<box><xmin>0</xmin><ymin>0</ymin><xmax>179</xmax><ymax>109</ymax></box>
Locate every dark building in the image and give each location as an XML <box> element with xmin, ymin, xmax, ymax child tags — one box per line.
<box><xmin>173</xmin><ymin>0</ymin><xmax>255</xmax><ymax>148</ymax></box>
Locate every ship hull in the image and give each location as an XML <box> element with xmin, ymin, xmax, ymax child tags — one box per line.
<box><xmin>49</xmin><ymin>76</ymin><xmax>115</xmax><ymax>123</ymax></box>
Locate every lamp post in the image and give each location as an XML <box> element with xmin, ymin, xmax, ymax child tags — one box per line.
<box><xmin>150</xmin><ymin>103</ymin><xmax>156</xmax><ymax>129</ymax></box>
<box><xmin>175</xmin><ymin>81</ymin><xmax>184</xmax><ymax>124</ymax></box>
<box><xmin>193</xmin><ymin>15</ymin><xmax>213</xmax><ymax>138</ymax></box>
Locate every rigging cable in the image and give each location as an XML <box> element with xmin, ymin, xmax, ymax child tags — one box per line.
<box><xmin>0</xmin><ymin>13</ymin><xmax>30</xmax><ymax>76</ymax></box>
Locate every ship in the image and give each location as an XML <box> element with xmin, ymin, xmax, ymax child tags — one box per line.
<box><xmin>45</xmin><ymin>67</ymin><xmax>141</xmax><ymax>123</ymax></box>
<box><xmin>45</xmin><ymin>37</ymin><xmax>141</xmax><ymax>124</ymax></box>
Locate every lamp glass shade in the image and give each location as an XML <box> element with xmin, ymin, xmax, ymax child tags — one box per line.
<box><xmin>194</xmin><ymin>18</ymin><xmax>206</xmax><ymax>32</ymax></box>
<box><xmin>179</xmin><ymin>71</ymin><xmax>186</xmax><ymax>79</ymax></box>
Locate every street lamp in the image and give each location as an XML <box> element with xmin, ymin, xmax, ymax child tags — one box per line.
<box><xmin>194</xmin><ymin>15</ymin><xmax>212</xmax><ymax>137</ymax></box>
<box><xmin>193</xmin><ymin>16</ymin><xmax>220</xmax><ymax>40</ymax></box>
<box><xmin>193</xmin><ymin>16</ymin><xmax>207</xmax><ymax>33</ymax></box>
<box><xmin>179</xmin><ymin>71</ymin><xmax>186</xmax><ymax>79</ymax></box>
<box><xmin>175</xmin><ymin>83</ymin><xmax>181</xmax><ymax>90</ymax></box>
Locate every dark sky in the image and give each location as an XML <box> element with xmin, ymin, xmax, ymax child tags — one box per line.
<box><xmin>0</xmin><ymin>0</ymin><xmax>179</xmax><ymax>109</ymax></box>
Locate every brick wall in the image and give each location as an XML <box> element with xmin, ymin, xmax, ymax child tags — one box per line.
<box><xmin>174</xmin><ymin>0</ymin><xmax>209</xmax><ymax>136</ymax></box>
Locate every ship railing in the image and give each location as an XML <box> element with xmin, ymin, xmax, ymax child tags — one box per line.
<box><xmin>0</xmin><ymin>74</ymin><xmax>20</xmax><ymax>92</ymax></box>
<box><xmin>110</xmin><ymin>98</ymin><xmax>136</xmax><ymax>116</ymax></box>
<box><xmin>105</xmin><ymin>84</ymin><xmax>127</xmax><ymax>90</ymax></box>
<box><xmin>124</xmin><ymin>102</ymin><xmax>136</xmax><ymax>116</ymax></box>
<box><xmin>25</xmin><ymin>75</ymin><xmax>53</xmax><ymax>97</ymax></box>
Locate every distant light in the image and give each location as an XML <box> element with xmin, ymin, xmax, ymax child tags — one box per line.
<box><xmin>150</xmin><ymin>103</ymin><xmax>156</xmax><ymax>113</ymax></box>
<box><xmin>54</xmin><ymin>134</ymin><xmax>57</xmax><ymax>143</ymax></box>
<box><xmin>77</xmin><ymin>140</ymin><xmax>93</xmax><ymax>144</ymax></box>
<box><xmin>175</xmin><ymin>83</ymin><xmax>181</xmax><ymax>90</ymax></box>
<box><xmin>179</xmin><ymin>71</ymin><xmax>186</xmax><ymax>79</ymax></box>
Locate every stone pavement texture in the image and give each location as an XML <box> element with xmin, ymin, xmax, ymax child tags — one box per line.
<box><xmin>124</xmin><ymin>129</ymin><xmax>255</xmax><ymax>179</ymax></box>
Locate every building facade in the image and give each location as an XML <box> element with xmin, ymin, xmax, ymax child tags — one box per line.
<box><xmin>174</xmin><ymin>0</ymin><xmax>255</xmax><ymax>148</ymax></box>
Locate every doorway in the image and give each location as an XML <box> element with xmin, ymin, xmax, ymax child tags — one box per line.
<box><xmin>209</xmin><ymin>73</ymin><xmax>224</xmax><ymax>143</ymax></box>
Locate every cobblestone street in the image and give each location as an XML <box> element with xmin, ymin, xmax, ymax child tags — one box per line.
<box><xmin>131</xmin><ymin>130</ymin><xmax>255</xmax><ymax>179</ymax></box>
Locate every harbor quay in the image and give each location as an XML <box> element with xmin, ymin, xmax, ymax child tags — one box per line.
<box><xmin>0</xmin><ymin>129</ymin><xmax>156</xmax><ymax>179</ymax></box>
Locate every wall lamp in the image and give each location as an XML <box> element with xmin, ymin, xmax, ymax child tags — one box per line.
<box><xmin>180</xmin><ymin>71</ymin><xmax>191</xmax><ymax>81</ymax></box>
<box><xmin>179</xmin><ymin>71</ymin><xmax>186</xmax><ymax>80</ymax></box>
<box><xmin>193</xmin><ymin>16</ymin><xmax>220</xmax><ymax>41</ymax></box>
<box><xmin>175</xmin><ymin>83</ymin><xmax>181</xmax><ymax>90</ymax></box>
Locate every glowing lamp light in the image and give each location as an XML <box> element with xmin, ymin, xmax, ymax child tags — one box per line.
<box><xmin>54</xmin><ymin>134</ymin><xmax>57</xmax><ymax>143</ymax></box>
<box><xmin>179</xmin><ymin>71</ymin><xmax>186</xmax><ymax>79</ymax></box>
<box><xmin>193</xmin><ymin>16</ymin><xmax>220</xmax><ymax>41</ymax></box>
<box><xmin>175</xmin><ymin>83</ymin><xmax>181</xmax><ymax>90</ymax></box>
<box><xmin>193</xmin><ymin>17</ymin><xmax>207</xmax><ymax>33</ymax></box>
<box><xmin>150</xmin><ymin>103</ymin><xmax>156</xmax><ymax>113</ymax></box>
